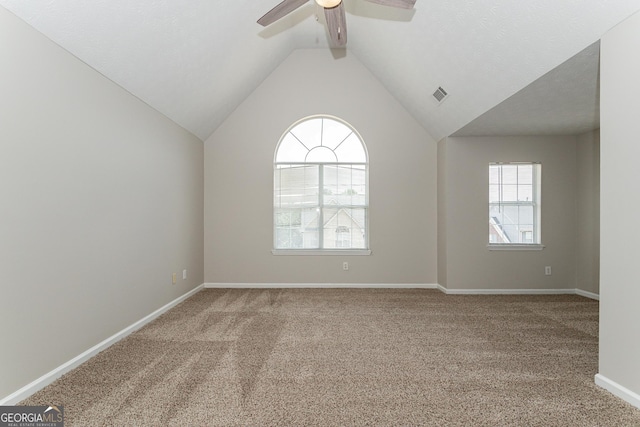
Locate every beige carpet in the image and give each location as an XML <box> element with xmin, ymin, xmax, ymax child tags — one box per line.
<box><xmin>21</xmin><ymin>289</ymin><xmax>640</xmax><ymax>426</ymax></box>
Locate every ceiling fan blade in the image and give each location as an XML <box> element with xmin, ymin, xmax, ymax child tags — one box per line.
<box><xmin>363</xmin><ymin>0</ymin><xmax>416</xmax><ymax>9</ymax></box>
<box><xmin>324</xmin><ymin>3</ymin><xmax>347</xmax><ymax>47</ymax></box>
<box><xmin>258</xmin><ymin>0</ymin><xmax>310</xmax><ymax>26</ymax></box>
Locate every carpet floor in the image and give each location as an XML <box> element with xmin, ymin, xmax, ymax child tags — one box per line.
<box><xmin>21</xmin><ymin>288</ymin><xmax>640</xmax><ymax>426</ymax></box>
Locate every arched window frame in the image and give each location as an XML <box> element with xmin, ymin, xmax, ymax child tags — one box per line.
<box><xmin>272</xmin><ymin>115</ymin><xmax>371</xmax><ymax>255</ymax></box>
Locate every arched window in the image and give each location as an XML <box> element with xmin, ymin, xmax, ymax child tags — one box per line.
<box><xmin>274</xmin><ymin>115</ymin><xmax>369</xmax><ymax>254</ymax></box>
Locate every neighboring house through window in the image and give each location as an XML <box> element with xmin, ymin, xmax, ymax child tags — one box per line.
<box><xmin>489</xmin><ymin>162</ymin><xmax>543</xmax><ymax>249</ymax></box>
<box><xmin>273</xmin><ymin>115</ymin><xmax>369</xmax><ymax>254</ymax></box>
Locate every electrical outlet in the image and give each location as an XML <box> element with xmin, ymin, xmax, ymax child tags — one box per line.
<box><xmin>172</xmin><ymin>273</ymin><xmax>177</xmax><ymax>284</ymax></box>
<box><xmin>343</xmin><ymin>262</ymin><xmax>349</xmax><ymax>271</ymax></box>
<box><xmin>183</xmin><ymin>269</ymin><xmax>187</xmax><ymax>280</ymax></box>
<box><xmin>545</xmin><ymin>266</ymin><xmax>552</xmax><ymax>276</ymax></box>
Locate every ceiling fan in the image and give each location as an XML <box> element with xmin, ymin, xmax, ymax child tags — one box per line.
<box><xmin>258</xmin><ymin>0</ymin><xmax>416</xmax><ymax>47</ymax></box>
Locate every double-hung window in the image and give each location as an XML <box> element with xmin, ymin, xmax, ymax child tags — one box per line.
<box><xmin>489</xmin><ymin>162</ymin><xmax>542</xmax><ymax>249</ymax></box>
<box><xmin>273</xmin><ymin>116</ymin><xmax>369</xmax><ymax>255</ymax></box>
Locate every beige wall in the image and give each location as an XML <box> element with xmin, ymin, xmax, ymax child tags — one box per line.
<box><xmin>599</xmin><ymin>9</ymin><xmax>640</xmax><ymax>400</ymax></box>
<box><xmin>576</xmin><ymin>130</ymin><xmax>600</xmax><ymax>295</ymax></box>
<box><xmin>0</xmin><ymin>8</ymin><xmax>204</xmax><ymax>399</ymax></box>
<box><xmin>439</xmin><ymin>136</ymin><xmax>579</xmax><ymax>290</ymax></box>
<box><xmin>437</xmin><ymin>138</ymin><xmax>448</xmax><ymax>287</ymax></box>
<box><xmin>204</xmin><ymin>49</ymin><xmax>437</xmax><ymax>284</ymax></box>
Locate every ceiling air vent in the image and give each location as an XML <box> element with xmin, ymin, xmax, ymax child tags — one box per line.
<box><xmin>432</xmin><ymin>86</ymin><xmax>449</xmax><ymax>103</ymax></box>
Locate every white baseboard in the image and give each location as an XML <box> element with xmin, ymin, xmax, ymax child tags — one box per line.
<box><xmin>204</xmin><ymin>283</ymin><xmax>439</xmax><ymax>289</ymax></box>
<box><xmin>204</xmin><ymin>283</ymin><xmax>600</xmax><ymax>300</ymax></box>
<box><xmin>0</xmin><ymin>284</ymin><xmax>204</xmax><ymax>406</ymax></box>
<box><xmin>436</xmin><ymin>287</ymin><xmax>577</xmax><ymax>295</ymax></box>
<box><xmin>575</xmin><ymin>288</ymin><xmax>600</xmax><ymax>300</ymax></box>
<box><xmin>439</xmin><ymin>287</ymin><xmax>600</xmax><ymax>300</ymax></box>
<box><xmin>595</xmin><ymin>374</ymin><xmax>640</xmax><ymax>409</ymax></box>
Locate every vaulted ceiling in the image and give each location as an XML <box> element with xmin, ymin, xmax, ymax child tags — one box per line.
<box><xmin>2</xmin><ymin>0</ymin><xmax>639</xmax><ymax>142</ymax></box>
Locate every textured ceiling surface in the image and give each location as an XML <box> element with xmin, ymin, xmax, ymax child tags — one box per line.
<box><xmin>453</xmin><ymin>42</ymin><xmax>601</xmax><ymax>137</ymax></box>
<box><xmin>1</xmin><ymin>0</ymin><xmax>640</xmax><ymax>141</ymax></box>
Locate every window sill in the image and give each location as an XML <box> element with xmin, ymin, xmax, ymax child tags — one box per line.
<box><xmin>488</xmin><ymin>244</ymin><xmax>545</xmax><ymax>251</ymax></box>
<box><xmin>272</xmin><ymin>249</ymin><xmax>372</xmax><ymax>256</ymax></box>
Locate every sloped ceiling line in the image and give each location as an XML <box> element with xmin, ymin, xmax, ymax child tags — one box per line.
<box><xmin>1</xmin><ymin>1</ymin><xmax>639</xmax><ymax>141</ymax></box>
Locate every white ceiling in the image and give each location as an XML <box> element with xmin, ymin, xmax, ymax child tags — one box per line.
<box><xmin>1</xmin><ymin>0</ymin><xmax>640</xmax><ymax>142</ymax></box>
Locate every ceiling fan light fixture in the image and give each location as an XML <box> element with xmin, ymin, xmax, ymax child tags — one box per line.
<box><xmin>316</xmin><ymin>0</ymin><xmax>342</xmax><ymax>8</ymax></box>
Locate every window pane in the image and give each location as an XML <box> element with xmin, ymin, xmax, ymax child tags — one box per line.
<box><xmin>274</xmin><ymin>209</ymin><xmax>301</xmax><ymax>227</ymax></box>
<box><xmin>502</xmin><ymin>206</ymin><xmax>519</xmax><ymax>225</ymax></box>
<box><xmin>322</xmin><ymin>119</ymin><xmax>353</xmax><ymax>150</ymax></box>
<box><xmin>324</xmin><ymin>165</ymin><xmax>367</xmax><ymax>206</ymax></box>
<box><xmin>323</xmin><ymin>207</ymin><xmax>367</xmax><ymax>249</ymax></box>
<box><xmin>502</xmin><ymin>224</ymin><xmax>518</xmax><ymax>243</ymax></box>
<box><xmin>489</xmin><ymin>205</ymin><xmax>503</xmax><ymax>225</ymax></box>
<box><xmin>489</xmin><ymin>204</ymin><xmax>535</xmax><ymax>245</ymax></box>
<box><xmin>307</xmin><ymin>146</ymin><xmax>338</xmax><ymax>163</ymax></box>
<box><xmin>300</xmin><ymin>207</ymin><xmax>320</xmax><ymax>248</ymax></box>
<box><xmin>274</xmin><ymin>208</ymin><xmax>302</xmax><ymax>249</ymax></box>
<box><xmin>518</xmin><ymin>164</ymin><xmax>533</xmax><ymax>184</ymax></box>
<box><xmin>335</xmin><ymin>133</ymin><xmax>367</xmax><ymax>163</ymax></box>
<box><xmin>275</xmin><ymin>207</ymin><xmax>321</xmax><ymax>249</ymax></box>
<box><xmin>489</xmin><ymin>165</ymin><xmax>501</xmax><ymax>185</ymax></box>
<box><xmin>275</xmin><ymin>165</ymin><xmax>318</xmax><ymax>208</ymax></box>
<box><xmin>502</xmin><ymin>184</ymin><xmax>518</xmax><ymax>201</ymax></box>
<box><xmin>518</xmin><ymin>205</ymin><xmax>534</xmax><ymax>225</ymax></box>
<box><xmin>489</xmin><ymin>184</ymin><xmax>500</xmax><ymax>202</ymax></box>
<box><xmin>489</xmin><ymin>223</ymin><xmax>508</xmax><ymax>243</ymax></box>
<box><xmin>275</xmin><ymin>227</ymin><xmax>302</xmax><ymax>249</ymax></box>
<box><xmin>501</xmin><ymin>165</ymin><xmax>518</xmax><ymax>184</ymax></box>
<box><xmin>276</xmin><ymin>133</ymin><xmax>309</xmax><ymax>163</ymax></box>
<box><xmin>290</xmin><ymin>118</ymin><xmax>322</xmax><ymax>150</ymax></box>
<box><xmin>323</xmin><ymin>164</ymin><xmax>339</xmax><ymax>205</ymax></box>
<box><xmin>518</xmin><ymin>184</ymin><xmax>533</xmax><ymax>202</ymax></box>
<box><xmin>489</xmin><ymin>223</ymin><xmax>509</xmax><ymax>243</ymax></box>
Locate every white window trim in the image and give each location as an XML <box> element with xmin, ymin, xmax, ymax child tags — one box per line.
<box><xmin>273</xmin><ymin>115</ymin><xmax>369</xmax><ymax>254</ymax></box>
<box><xmin>272</xmin><ymin>249</ymin><xmax>372</xmax><ymax>256</ymax></box>
<box><xmin>488</xmin><ymin>162</ymin><xmax>542</xmax><ymax>247</ymax></box>
<box><xmin>488</xmin><ymin>244</ymin><xmax>545</xmax><ymax>251</ymax></box>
